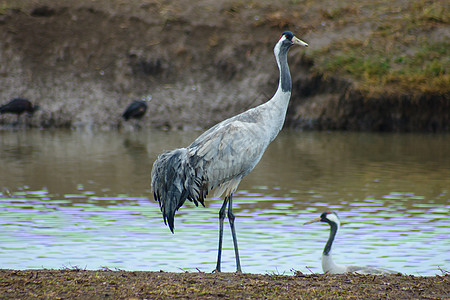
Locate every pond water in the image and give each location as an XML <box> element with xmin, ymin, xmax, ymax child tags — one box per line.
<box><xmin>0</xmin><ymin>128</ymin><xmax>449</xmax><ymax>276</ymax></box>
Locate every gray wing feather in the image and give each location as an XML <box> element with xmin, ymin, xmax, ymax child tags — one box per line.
<box><xmin>151</xmin><ymin>148</ymin><xmax>207</xmax><ymax>232</ymax></box>
<box><xmin>189</xmin><ymin>120</ymin><xmax>270</xmax><ymax>193</ymax></box>
<box><xmin>347</xmin><ymin>265</ymin><xmax>399</xmax><ymax>275</ymax></box>
<box><xmin>151</xmin><ymin>117</ymin><xmax>271</xmax><ymax>232</ymax></box>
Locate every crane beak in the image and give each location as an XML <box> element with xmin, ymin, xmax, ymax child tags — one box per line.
<box><xmin>292</xmin><ymin>36</ymin><xmax>308</xmax><ymax>47</ymax></box>
<box><xmin>303</xmin><ymin>216</ymin><xmax>321</xmax><ymax>225</ymax></box>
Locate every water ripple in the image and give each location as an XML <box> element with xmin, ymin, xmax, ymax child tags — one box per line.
<box><xmin>1</xmin><ymin>130</ymin><xmax>449</xmax><ymax>275</ymax></box>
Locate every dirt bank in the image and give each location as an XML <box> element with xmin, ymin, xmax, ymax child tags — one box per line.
<box><xmin>1</xmin><ymin>269</ymin><xmax>448</xmax><ymax>299</ymax></box>
<box><xmin>0</xmin><ymin>0</ymin><xmax>448</xmax><ymax>130</ymax></box>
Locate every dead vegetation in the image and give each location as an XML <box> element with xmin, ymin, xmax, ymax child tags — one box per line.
<box><xmin>0</xmin><ymin>269</ymin><xmax>448</xmax><ymax>299</ymax></box>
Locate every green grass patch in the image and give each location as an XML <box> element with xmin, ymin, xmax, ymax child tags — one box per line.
<box><xmin>310</xmin><ymin>0</ymin><xmax>449</xmax><ymax>95</ymax></box>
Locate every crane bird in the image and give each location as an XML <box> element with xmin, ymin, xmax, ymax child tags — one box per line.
<box><xmin>122</xmin><ymin>100</ymin><xmax>148</xmax><ymax>121</ymax></box>
<box><xmin>151</xmin><ymin>31</ymin><xmax>307</xmax><ymax>273</ymax></box>
<box><xmin>304</xmin><ymin>211</ymin><xmax>399</xmax><ymax>275</ymax></box>
<box><xmin>0</xmin><ymin>98</ymin><xmax>40</xmax><ymax>123</ymax></box>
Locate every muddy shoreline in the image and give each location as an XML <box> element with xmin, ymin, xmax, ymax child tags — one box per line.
<box><xmin>1</xmin><ymin>269</ymin><xmax>448</xmax><ymax>299</ymax></box>
<box><xmin>0</xmin><ymin>0</ymin><xmax>448</xmax><ymax>131</ymax></box>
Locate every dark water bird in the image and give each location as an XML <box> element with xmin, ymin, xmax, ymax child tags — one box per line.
<box><xmin>304</xmin><ymin>211</ymin><xmax>399</xmax><ymax>275</ymax></box>
<box><xmin>151</xmin><ymin>32</ymin><xmax>308</xmax><ymax>273</ymax></box>
<box><xmin>122</xmin><ymin>100</ymin><xmax>148</xmax><ymax>121</ymax></box>
<box><xmin>0</xmin><ymin>98</ymin><xmax>40</xmax><ymax>120</ymax></box>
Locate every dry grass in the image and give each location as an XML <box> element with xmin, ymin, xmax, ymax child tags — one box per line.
<box><xmin>0</xmin><ymin>269</ymin><xmax>449</xmax><ymax>299</ymax></box>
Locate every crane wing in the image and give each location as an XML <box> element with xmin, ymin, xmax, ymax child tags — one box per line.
<box><xmin>188</xmin><ymin>118</ymin><xmax>270</xmax><ymax>198</ymax></box>
<box><xmin>151</xmin><ymin>147</ymin><xmax>208</xmax><ymax>232</ymax></box>
<box><xmin>152</xmin><ymin>111</ymin><xmax>272</xmax><ymax>232</ymax></box>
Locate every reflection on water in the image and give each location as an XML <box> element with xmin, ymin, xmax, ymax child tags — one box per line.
<box><xmin>0</xmin><ymin>129</ymin><xmax>449</xmax><ymax>275</ymax></box>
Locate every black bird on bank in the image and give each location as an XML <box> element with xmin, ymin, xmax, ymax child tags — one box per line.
<box><xmin>122</xmin><ymin>100</ymin><xmax>148</xmax><ymax>121</ymax></box>
<box><xmin>0</xmin><ymin>98</ymin><xmax>40</xmax><ymax>123</ymax></box>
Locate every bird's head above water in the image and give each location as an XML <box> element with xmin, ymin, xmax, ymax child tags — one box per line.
<box><xmin>304</xmin><ymin>211</ymin><xmax>340</xmax><ymax>227</ymax></box>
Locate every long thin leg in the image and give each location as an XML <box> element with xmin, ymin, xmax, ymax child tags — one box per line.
<box><xmin>227</xmin><ymin>194</ymin><xmax>242</xmax><ymax>273</ymax></box>
<box><xmin>213</xmin><ymin>196</ymin><xmax>229</xmax><ymax>273</ymax></box>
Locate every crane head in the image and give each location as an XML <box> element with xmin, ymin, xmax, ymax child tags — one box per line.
<box><xmin>280</xmin><ymin>31</ymin><xmax>308</xmax><ymax>47</ymax></box>
<box><xmin>304</xmin><ymin>211</ymin><xmax>340</xmax><ymax>225</ymax></box>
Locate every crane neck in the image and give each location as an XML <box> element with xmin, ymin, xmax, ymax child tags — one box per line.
<box><xmin>277</xmin><ymin>49</ymin><xmax>291</xmax><ymax>93</ymax></box>
<box><xmin>320</xmin><ymin>221</ymin><xmax>346</xmax><ymax>273</ymax></box>
<box><xmin>247</xmin><ymin>38</ymin><xmax>294</xmax><ymax>143</ymax></box>
<box><xmin>256</xmin><ymin>42</ymin><xmax>293</xmax><ymax>143</ymax></box>
<box><xmin>323</xmin><ymin>221</ymin><xmax>338</xmax><ymax>256</ymax></box>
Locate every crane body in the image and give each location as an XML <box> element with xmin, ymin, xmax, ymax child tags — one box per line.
<box><xmin>152</xmin><ymin>32</ymin><xmax>308</xmax><ymax>272</ymax></box>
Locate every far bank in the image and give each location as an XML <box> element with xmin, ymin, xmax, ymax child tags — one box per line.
<box><xmin>0</xmin><ymin>0</ymin><xmax>448</xmax><ymax>131</ymax></box>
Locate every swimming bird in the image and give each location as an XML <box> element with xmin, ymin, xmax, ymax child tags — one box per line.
<box><xmin>304</xmin><ymin>211</ymin><xmax>399</xmax><ymax>275</ymax></box>
<box><xmin>151</xmin><ymin>31</ymin><xmax>308</xmax><ymax>273</ymax></box>
<box><xmin>122</xmin><ymin>100</ymin><xmax>148</xmax><ymax>121</ymax></box>
<box><xmin>0</xmin><ymin>98</ymin><xmax>40</xmax><ymax>122</ymax></box>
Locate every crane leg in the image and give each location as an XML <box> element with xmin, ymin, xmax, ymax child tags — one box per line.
<box><xmin>227</xmin><ymin>194</ymin><xmax>242</xmax><ymax>273</ymax></box>
<box><xmin>213</xmin><ymin>196</ymin><xmax>229</xmax><ymax>273</ymax></box>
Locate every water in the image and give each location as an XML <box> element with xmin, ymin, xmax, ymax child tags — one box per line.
<box><xmin>0</xmin><ymin>129</ymin><xmax>449</xmax><ymax>276</ymax></box>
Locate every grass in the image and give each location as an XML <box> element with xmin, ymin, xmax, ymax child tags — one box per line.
<box><xmin>309</xmin><ymin>0</ymin><xmax>449</xmax><ymax>96</ymax></box>
<box><xmin>313</xmin><ymin>39</ymin><xmax>449</xmax><ymax>94</ymax></box>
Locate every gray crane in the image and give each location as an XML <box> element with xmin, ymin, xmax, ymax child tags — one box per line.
<box><xmin>151</xmin><ymin>31</ymin><xmax>308</xmax><ymax>273</ymax></box>
<box><xmin>304</xmin><ymin>211</ymin><xmax>399</xmax><ymax>275</ymax></box>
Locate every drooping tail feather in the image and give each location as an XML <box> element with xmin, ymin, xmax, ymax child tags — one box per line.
<box><xmin>151</xmin><ymin>148</ymin><xmax>207</xmax><ymax>232</ymax></box>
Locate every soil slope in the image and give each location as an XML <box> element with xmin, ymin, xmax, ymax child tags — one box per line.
<box><xmin>0</xmin><ymin>0</ymin><xmax>448</xmax><ymax>130</ymax></box>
